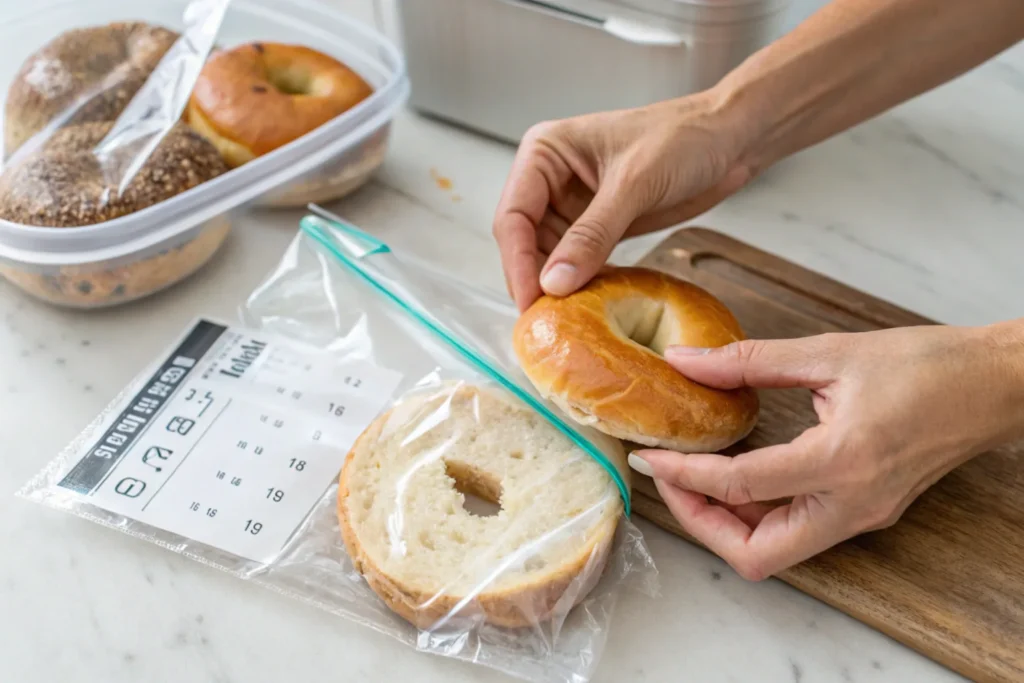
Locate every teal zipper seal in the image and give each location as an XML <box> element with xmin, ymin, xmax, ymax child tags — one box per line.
<box><xmin>300</xmin><ymin>213</ymin><xmax>631</xmax><ymax>515</ymax></box>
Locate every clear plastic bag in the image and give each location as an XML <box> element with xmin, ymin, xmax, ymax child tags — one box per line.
<box><xmin>0</xmin><ymin>0</ymin><xmax>229</xmax><ymax>226</ymax></box>
<box><xmin>19</xmin><ymin>208</ymin><xmax>658</xmax><ymax>683</ymax></box>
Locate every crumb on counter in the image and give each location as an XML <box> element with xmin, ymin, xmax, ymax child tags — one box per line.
<box><xmin>430</xmin><ymin>167</ymin><xmax>453</xmax><ymax>191</ymax></box>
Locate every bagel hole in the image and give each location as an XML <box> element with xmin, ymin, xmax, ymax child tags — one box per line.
<box><xmin>609</xmin><ymin>299</ymin><xmax>673</xmax><ymax>355</ymax></box>
<box><xmin>266</xmin><ymin>67</ymin><xmax>314</xmax><ymax>96</ymax></box>
<box><xmin>461</xmin><ymin>493</ymin><xmax>500</xmax><ymax>518</ymax></box>
<box><xmin>443</xmin><ymin>460</ymin><xmax>502</xmax><ymax>518</ymax></box>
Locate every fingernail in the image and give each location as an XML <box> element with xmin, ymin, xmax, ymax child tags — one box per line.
<box><xmin>628</xmin><ymin>452</ymin><xmax>655</xmax><ymax>477</ymax></box>
<box><xmin>540</xmin><ymin>263</ymin><xmax>577</xmax><ymax>295</ymax></box>
<box><xmin>666</xmin><ymin>345</ymin><xmax>711</xmax><ymax>357</ymax></box>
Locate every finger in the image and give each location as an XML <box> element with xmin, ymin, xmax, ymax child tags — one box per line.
<box><xmin>493</xmin><ymin>140</ymin><xmax>567</xmax><ymax>311</ymax></box>
<box><xmin>549</xmin><ymin>174</ymin><xmax>595</xmax><ymax>228</ymax></box>
<box><xmin>719</xmin><ymin>501</ymin><xmax>777</xmax><ymax>527</ymax></box>
<box><xmin>549</xmin><ymin>165</ymin><xmax>750</xmax><ymax>249</ymax></box>
<box><xmin>633</xmin><ymin>430</ymin><xmax>826</xmax><ymax>504</ymax></box>
<box><xmin>494</xmin><ymin>212</ymin><xmax>543</xmax><ymax>312</ymax></box>
<box><xmin>537</xmin><ymin>213</ymin><xmax>568</xmax><ymax>255</ymax></box>
<box><xmin>655</xmin><ymin>482</ymin><xmax>752</xmax><ymax>559</ymax></box>
<box><xmin>502</xmin><ymin>251</ymin><xmax>545</xmax><ymax>304</ymax></box>
<box><xmin>666</xmin><ymin>336</ymin><xmax>839</xmax><ymax>390</ymax></box>
<box><xmin>657</xmin><ymin>480</ymin><xmax>843</xmax><ymax>580</ymax></box>
<box><xmin>540</xmin><ymin>184</ymin><xmax>640</xmax><ymax>296</ymax></box>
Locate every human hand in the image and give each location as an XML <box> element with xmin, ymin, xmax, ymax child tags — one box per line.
<box><xmin>628</xmin><ymin>321</ymin><xmax>1024</xmax><ymax>581</ymax></box>
<box><xmin>492</xmin><ymin>92</ymin><xmax>756</xmax><ymax>312</ymax></box>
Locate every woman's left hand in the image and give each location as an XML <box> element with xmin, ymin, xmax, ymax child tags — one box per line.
<box><xmin>628</xmin><ymin>321</ymin><xmax>1024</xmax><ymax>581</ymax></box>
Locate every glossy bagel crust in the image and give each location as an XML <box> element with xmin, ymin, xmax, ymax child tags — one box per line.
<box><xmin>187</xmin><ymin>42</ymin><xmax>373</xmax><ymax>166</ymax></box>
<box><xmin>513</xmin><ymin>267</ymin><xmax>759</xmax><ymax>453</ymax></box>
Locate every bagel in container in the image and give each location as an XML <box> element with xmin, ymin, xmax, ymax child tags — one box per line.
<box><xmin>187</xmin><ymin>42</ymin><xmax>373</xmax><ymax>168</ymax></box>
<box><xmin>513</xmin><ymin>267</ymin><xmax>759</xmax><ymax>453</ymax></box>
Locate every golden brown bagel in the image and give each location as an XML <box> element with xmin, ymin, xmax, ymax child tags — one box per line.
<box><xmin>513</xmin><ymin>267</ymin><xmax>759</xmax><ymax>453</ymax></box>
<box><xmin>187</xmin><ymin>42</ymin><xmax>373</xmax><ymax>167</ymax></box>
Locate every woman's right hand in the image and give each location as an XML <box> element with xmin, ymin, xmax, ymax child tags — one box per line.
<box><xmin>492</xmin><ymin>0</ymin><xmax>1024</xmax><ymax>313</ymax></box>
<box><xmin>492</xmin><ymin>91</ymin><xmax>758</xmax><ymax>312</ymax></box>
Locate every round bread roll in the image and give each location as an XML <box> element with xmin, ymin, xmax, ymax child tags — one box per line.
<box><xmin>513</xmin><ymin>267</ymin><xmax>759</xmax><ymax>453</ymax></box>
<box><xmin>4</xmin><ymin>22</ymin><xmax>179</xmax><ymax>159</ymax></box>
<box><xmin>0</xmin><ymin>120</ymin><xmax>228</xmax><ymax>227</ymax></box>
<box><xmin>187</xmin><ymin>42</ymin><xmax>373</xmax><ymax>168</ymax></box>
<box><xmin>338</xmin><ymin>382</ymin><xmax>626</xmax><ymax>629</ymax></box>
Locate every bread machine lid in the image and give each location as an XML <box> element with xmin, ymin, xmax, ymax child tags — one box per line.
<box><xmin>623</xmin><ymin>0</ymin><xmax>792</xmax><ymax>22</ymax></box>
<box><xmin>508</xmin><ymin>0</ymin><xmax>791</xmax><ymax>30</ymax></box>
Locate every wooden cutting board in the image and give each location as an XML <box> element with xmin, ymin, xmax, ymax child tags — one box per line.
<box><xmin>632</xmin><ymin>227</ymin><xmax>1024</xmax><ymax>683</ymax></box>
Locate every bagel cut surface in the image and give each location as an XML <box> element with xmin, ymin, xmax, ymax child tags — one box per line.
<box><xmin>338</xmin><ymin>383</ymin><xmax>626</xmax><ymax>629</ymax></box>
<box><xmin>513</xmin><ymin>267</ymin><xmax>759</xmax><ymax>453</ymax></box>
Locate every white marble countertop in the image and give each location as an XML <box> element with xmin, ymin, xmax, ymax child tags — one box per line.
<box><xmin>2</xmin><ymin>1</ymin><xmax>1023</xmax><ymax>681</ymax></box>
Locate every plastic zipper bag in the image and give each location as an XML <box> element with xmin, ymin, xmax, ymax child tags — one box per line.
<box><xmin>19</xmin><ymin>209</ymin><xmax>658</xmax><ymax>683</ymax></box>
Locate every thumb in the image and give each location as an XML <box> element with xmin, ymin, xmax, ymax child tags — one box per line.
<box><xmin>665</xmin><ymin>337</ymin><xmax>839</xmax><ymax>390</ymax></box>
<box><xmin>540</xmin><ymin>186</ymin><xmax>638</xmax><ymax>297</ymax></box>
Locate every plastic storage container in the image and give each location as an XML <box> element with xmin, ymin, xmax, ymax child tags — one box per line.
<box><xmin>397</xmin><ymin>0</ymin><xmax>790</xmax><ymax>143</ymax></box>
<box><xmin>0</xmin><ymin>0</ymin><xmax>408</xmax><ymax>308</ymax></box>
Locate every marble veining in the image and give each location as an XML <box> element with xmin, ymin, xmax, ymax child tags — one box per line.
<box><xmin>991</xmin><ymin>60</ymin><xmax>1024</xmax><ymax>92</ymax></box>
<box><xmin>891</xmin><ymin>119</ymin><xmax>1023</xmax><ymax>210</ymax></box>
